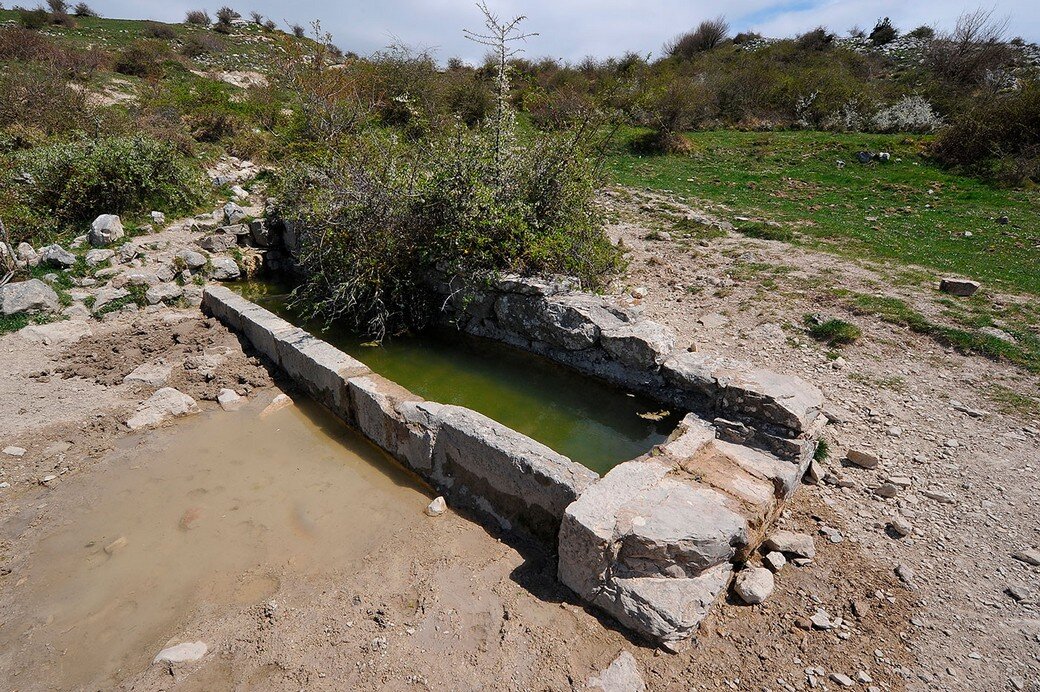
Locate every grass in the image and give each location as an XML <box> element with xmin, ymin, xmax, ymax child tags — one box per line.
<box><xmin>606</xmin><ymin>129</ymin><xmax>1040</xmax><ymax>295</ymax></box>
<box><xmin>805</xmin><ymin>315</ymin><xmax>862</xmax><ymax>346</ymax></box>
<box><xmin>0</xmin><ymin>310</ymin><xmax>58</xmax><ymax>335</ymax></box>
<box><xmin>986</xmin><ymin>384</ymin><xmax>1040</xmax><ymax>417</ymax></box>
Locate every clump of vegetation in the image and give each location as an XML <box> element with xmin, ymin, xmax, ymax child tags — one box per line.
<box><xmin>114</xmin><ymin>39</ymin><xmax>172</xmax><ymax>78</ymax></box>
<box><xmin>142</xmin><ymin>21</ymin><xmax>176</xmax><ymax>40</ymax></box>
<box><xmin>276</xmin><ymin>5</ymin><xmax>622</xmax><ymax>338</ymax></box>
<box><xmin>869</xmin><ymin>17</ymin><xmax>898</xmax><ymax>46</ymax></box>
<box><xmin>804</xmin><ymin>314</ymin><xmax>862</xmax><ymax>345</ymax></box>
<box><xmin>184</xmin><ymin>9</ymin><xmax>210</xmax><ymax>26</ymax></box>
<box><xmin>214</xmin><ymin>6</ymin><xmax>239</xmax><ymax>34</ymax></box>
<box><xmin>796</xmin><ymin>27</ymin><xmax>834</xmax><ymax>51</ymax></box>
<box><xmin>72</xmin><ymin>2</ymin><xmax>98</xmax><ymax>18</ymax></box>
<box><xmin>908</xmin><ymin>25</ymin><xmax>935</xmax><ymax>40</ymax></box>
<box><xmin>181</xmin><ymin>32</ymin><xmax>225</xmax><ymax>57</ymax></box>
<box><xmin>7</xmin><ymin>136</ymin><xmax>205</xmax><ymax>239</ymax></box>
<box><xmin>737</xmin><ymin>221</ymin><xmax>794</xmax><ymax>242</ymax></box>
<box><xmin>666</xmin><ymin>17</ymin><xmax>729</xmax><ymax>59</ymax></box>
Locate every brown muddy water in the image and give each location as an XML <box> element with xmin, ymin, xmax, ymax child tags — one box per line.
<box><xmin>0</xmin><ymin>395</ymin><xmax>431</xmax><ymax>690</ymax></box>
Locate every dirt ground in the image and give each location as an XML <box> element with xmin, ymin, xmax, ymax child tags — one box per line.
<box><xmin>1</xmin><ymin>190</ymin><xmax>1038</xmax><ymax>690</ymax></box>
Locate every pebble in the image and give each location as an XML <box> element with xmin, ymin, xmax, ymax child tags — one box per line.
<box><xmin>153</xmin><ymin>641</ymin><xmax>208</xmax><ymax>664</ymax></box>
<box><xmin>2</xmin><ymin>446</ymin><xmax>26</xmax><ymax>457</ymax></box>
<box><xmin>888</xmin><ymin>517</ymin><xmax>913</xmax><ymax>537</ymax></box>
<box><xmin>259</xmin><ymin>393</ymin><xmax>293</xmax><ymax>418</ymax></box>
<box><xmin>895</xmin><ymin>563</ymin><xmax>916</xmax><ymax>585</ymax></box>
<box><xmin>830</xmin><ymin>673</ymin><xmax>854</xmax><ymax>687</ymax></box>
<box><xmin>763</xmin><ymin>551</ymin><xmax>787</xmax><ymax>572</ymax></box>
<box><xmin>104</xmin><ymin>536</ymin><xmax>129</xmax><ymax>555</ymax></box>
<box><xmin>874</xmin><ymin>483</ymin><xmax>899</xmax><ymax>498</ymax></box>
<box><xmin>425</xmin><ymin>496</ymin><xmax>447</xmax><ymax>517</ymax></box>
<box><xmin>846</xmin><ymin>449</ymin><xmax>879</xmax><ymax>469</ymax></box>
<box><xmin>217</xmin><ymin>388</ymin><xmax>244</xmax><ymax>411</ymax></box>
<box><xmin>1012</xmin><ymin>549</ymin><xmax>1040</xmax><ymax>567</ymax></box>
<box><xmin>810</xmin><ymin>609</ymin><xmax>834</xmax><ymax>630</ymax></box>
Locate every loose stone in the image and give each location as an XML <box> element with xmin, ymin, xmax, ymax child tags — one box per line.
<box><xmin>763</xmin><ymin>531</ymin><xmax>816</xmax><ymax>559</ymax></box>
<box><xmin>1012</xmin><ymin>549</ymin><xmax>1040</xmax><ymax>567</ymax></box>
<box><xmin>153</xmin><ymin>641</ymin><xmax>208</xmax><ymax>664</ymax></box>
<box><xmin>587</xmin><ymin>651</ymin><xmax>646</xmax><ymax>692</ymax></box>
<box><xmin>425</xmin><ymin>496</ymin><xmax>447</xmax><ymax>517</ymax></box>
<box><xmin>734</xmin><ymin>567</ymin><xmax>774</xmax><ymax>605</ymax></box>
<box><xmin>3</xmin><ymin>446</ymin><xmax>27</xmax><ymax>457</ymax></box>
<box><xmin>763</xmin><ymin>551</ymin><xmax>787</xmax><ymax>572</ymax></box>
<box><xmin>846</xmin><ymin>449</ymin><xmax>879</xmax><ymax>469</ymax></box>
<box><xmin>888</xmin><ymin>517</ymin><xmax>913</xmax><ymax>538</ymax></box>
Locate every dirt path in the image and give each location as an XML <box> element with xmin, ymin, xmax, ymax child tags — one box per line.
<box><xmin>1</xmin><ymin>189</ymin><xmax>1037</xmax><ymax>690</ymax></box>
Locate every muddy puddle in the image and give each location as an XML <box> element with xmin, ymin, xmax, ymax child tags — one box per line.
<box><xmin>0</xmin><ymin>396</ymin><xmax>431</xmax><ymax>690</ymax></box>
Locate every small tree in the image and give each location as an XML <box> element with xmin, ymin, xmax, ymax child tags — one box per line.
<box><xmin>869</xmin><ymin>17</ymin><xmax>898</xmax><ymax>46</ymax></box>
<box><xmin>185</xmin><ymin>10</ymin><xmax>210</xmax><ymax>26</ymax></box>
<box><xmin>46</xmin><ymin>0</ymin><xmax>68</xmax><ymax>13</ymax></box>
<box><xmin>249</xmin><ymin>11</ymin><xmax>263</xmax><ymax>25</ymax></box>
<box><xmin>72</xmin><ymin>2</ymin><xmax>97</xmax><ymax>17</ymax></box>
<box><xmin>291</xmin><ymin>24</ymin><xmax>305</xmax><ymax>38</ymax></box>
<box><xmin>925</xmin><ymin>9</ymin><xmax>1012</xmax><ymax>91</ymax></box>
<box><xmin>666</xmin><ymin>17</ymin><xmax>729</xmax><ymax>59</ymax></box>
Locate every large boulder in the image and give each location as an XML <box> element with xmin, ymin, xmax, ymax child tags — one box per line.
<box><xmin>37</xmin><ymin>244</ymin><xmax>76</xmax><ymax>268</ymax></box>
<box><xmin>197</xmin><ymin>233</ymin><xmax>237</xmax><ymax>253</ymax></box>
<box><xmin>207</xmin><ymin>257</ymin><xmax>240</xmax><ymax>281</ymax></box>
<box><xmin>0</xmin><ymin>279</ymin><xmax>59</xmax><ymax>315</ymax></box>
<box><xmin>15</xmin><ymin>243</ymin><xmax>39</xmax><ymax>267</ymax></box>
<box><xmin>88</xmin><ymin>214</ymin><xmax>124</xmax><ymax>247</ymax></box>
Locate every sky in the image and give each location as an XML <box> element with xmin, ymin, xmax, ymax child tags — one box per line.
<box><xmin>96</xmin><ymin>0</ymin><xmax>1039</xmax><ymax>63</ymax></box>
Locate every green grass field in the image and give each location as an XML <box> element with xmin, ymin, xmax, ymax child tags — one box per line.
<box><xmin>606</xmin><ymin>129</ymin><xmax>1040</xmax><ymax>295</ymax></box>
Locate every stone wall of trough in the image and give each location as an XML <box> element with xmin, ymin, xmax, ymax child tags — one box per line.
<box><xmin>432</xmin><ymin>274</ymin><xmax>826</xmax><ymax>464</ymax></box>
<box><xmin>202</xmin><ymin>286</ymin><xmax>597</xmax><ymax>542</ymax></box>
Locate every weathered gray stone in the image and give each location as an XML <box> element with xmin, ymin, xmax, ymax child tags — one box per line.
<box><xmin>249</xmin><ymin>218</ymin><xmax>271</xmax><ymax>247</ymax></box>
<box><xmin>660</xmin><ymin>351</ymin><xmax>744</xmax><ymax>396</ymax></box>
<box><xmin>600</xmin><ymin>321</ymin><xmax>676</xmax><ymax>369</ymax></box>
<box><xmin>85</xmin><ymin>248</ymin><xmax>115</xmax><ymax>267</ymax></box>
<box><xmin>762</xmin><ymin>530</ymin><xmax>816</xmax><ymax>559</ymax></box>
<box><xmin>1</xmin><ymin>279</ymin><xmax>59</xmax><ymax>315</ymax></box>
<box><xmin>733</xmin><ymin>566</ymin><xmax>774</xmax><ymax>604</ymax></box>
<box><xmin>587</xmin><ymin>651</ymin><xmax>646</xmax><ymax>692</ymax></box>
<box><xmin>275</xmin><ymin>329</ymin><xmax>370</xmax><ymax>414</ymax></box>
<box><xmin>1012</xmin><ymin>549</ymin><xmax>1040</xmax><ymax>567</ymax></box>
<box><xmin>177</xmin><ymin>248</ymin><xmax>208</xmax><ymax>271</ymax></box>
<box><xmin>146</xmin><ymin>283</ymin><xmax>183</xmax><ymax>305</ymax></box>
<box><xmin>432</xmin><ymin>404</ymin><xmax>597</xmax><ymax>540</ymax></box>
<box><xmin>716</xmin><ymin>367</ymin><xmax>824</xmax><ymax>433</ymax></box>
<box><xmin>207</xmin><ymin>257</ymin><xmax>240</xmax><ymax>281</ymax></box>
<box><xmin>126</xmin><ymin>388</ymin><xmax>199</xmax><ymax>430</ymax></box>
<box><xmin>939</xmin><ymin>278</ymin><xmax>980</xmax><ymax>297</ymax></box>
<box><xmin>88</xmin><ymin>214</ymin><xmax>124</xmax><ymax>247</ymax></box>
<box><xmin>93</xmin><ymin>287</ymin><xmax>130</xmax><ymax>310</ymax></box>
<box><xmin>197</xmin><ymin>233</ymin><xmax>237</xmax><ymax>253</ymax></box>
<box><xmin>220</xmin><ymin>223</ymin><xmax>250</xmax><ymax>238</ymax></box>
<box><xmin>124</xmin><ymin>270</ymin><xmax>161</xmax><ymax>287</ymax></box>
<box><xmin>846</xmin><ymin>449</ymin><xmax>879</xmax><ymax>469</ymax></box>
<box><xmin>37</xmin><ymin>244</ymin><xmax>76</xmax><ymax>268</ymax></box>
<box><xmin>123</xmin><ymin>361</ymin><xmax>174</xmax><ymax>387</ymax></box>
<box><xmin>151</xmin><ymin>211</ymin><xmax>166</xmax><ymax>226</ymax></box>
<box><xmin>218</xmin><ymin>388</ymin><xmax>244</xmax><ymax>411</ymax></box>
<box><xmin>15</xmin><ymin>242</ymin><xmax>38</xmax><ymax>266</ymax></box>
<box><xmin>223</xmin><ymin>201</ymin><xmax>247</xmax><ymax>225</ymax></box>
<box><xmin>19</xmin><ymin>319</ymin><xmax>91</xmax><ymax>345</ymax></box>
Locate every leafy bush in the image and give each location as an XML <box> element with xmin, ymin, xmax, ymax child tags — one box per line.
<box><xmin>908</xmin><ymin>25</ymin><xmax>935</xmax><ymax>40</ymax></box>
<box><xmin>0</xmin><ymin>62</ymin><xmax>101</xmax><ymax>140</ymax></box>
<box><xmin>181</xmin><ymin>32</ymin><xmax>225</xmax><ymax>57</ymax></box>
<box><xmin>666</xmin><ymin>17</ymin><xmax>729</xmax><ymax>59</ymax></box>
<box><xmin>184</xmin><ymin>10</ymin><xmax>210</xmax><ymax>26</ymax></box>
<box><xmin>924</xmin><ymin>10</ymin><xmax>1013</xmax><ymax>96</ymax></box>
<box><xmin>732</xmin><ymin>31</ymin><xmax>761</xmax><ymax>45</ymax></box>
<box><xmin>114</xmin><ymin>39</ymin><xmax>172</xmax><ymax>79</ymax></box>
<box><xmin>142</xmin><ymin>21</ymin><xmax>177</xmax><ymax>40</ymax></box>
<box><xmin>869</xmin><ymin>17</ymin><xmax>898</xmax><ymax>46</ymax></box>
<box><xmin>797</xmin><ymin>27</ymin><xmax>834</xmax><ymax>51</ymax></box>
<box><xmin>931</xmin><ymin>80</ymin><xmax>1040</xmax><ymax>185</ymax></box>
<box><xmin>10</xmin><ymin>135</ymin><xmax>206</xmax><ymax>233</ymax></box>
<box><xmin>17</xmin><ymin>7</ymin><xmax>50</xmax><ymax>30</ymax></box>
<box><xmin>871</xmin><ymin>95</ymin><xmax>941</xmax><ymax>133</ymax></box>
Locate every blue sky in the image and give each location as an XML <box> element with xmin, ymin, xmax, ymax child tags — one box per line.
<box><xmin>95</xmin><ymin>0</ymin><xmax>1039</xmax><ymax>63</ymax></box>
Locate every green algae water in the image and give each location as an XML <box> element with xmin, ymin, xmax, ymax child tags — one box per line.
<box><xmin>235</xmin><ymin>282</ymin><xmax>678</xmax><ymax>474</ymax></box>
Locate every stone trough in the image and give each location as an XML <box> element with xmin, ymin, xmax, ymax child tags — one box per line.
<box><xmin>203</xmin><ymin>282</ymin><xmax>824</xmax><ymax>650</ymax></box>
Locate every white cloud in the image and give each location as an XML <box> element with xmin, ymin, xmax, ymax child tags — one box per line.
<box><xmin>93</xmin><ymin>0</ymin><xmax>1040</xmax><ymax>62</ymax></box>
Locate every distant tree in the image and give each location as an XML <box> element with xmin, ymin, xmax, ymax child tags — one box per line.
<box><xmin>213</xmin><ymin>6</ymin><xmax>239</xmax><ymax>33</ymax></box>
<box><xmin>666</xmin><ymin>16</ymin><xmax>730</xmax><ymax>59</ymax></box>
<box><xmin>925</xmin><ymin>9</ymin><xmax>1013</xmax><ymax>91</ymax></box>
<box><xmin>249</xmin><ymin>11</ymin><xmax>263</xmax><ymax>25</ymax></box>
<box><xmin>72</xmin><ymin>2</ymin><xmax>98</xmax><ymax>17</ymax></box>
<box><xmin>848</xmin><ymin>25</ymin><xmax>866</xmax><ymax>38</ymax></box>
<box><xmin>46</xmin><ymin>0</ymin><xmax>68</xmax><ymax>13</ymax></box>
<box><xmin>263</xmin><ymin>19</ymin><xmax>276</xmax><ymax>31</ymax></box>
<box><xmin>908</xmin><ymin>25</ymin><xmax>935</xmax><ymax>40</ymax></box>
<box><xmin>185</xmin><ymin>10</ymin><xmax>210</xmax><ymax>26</ymax></box>
<box><xmin>797</xmin><ymin>27</ymin><xmax>834</xmax><ymax>51</ymax></box>
<box><xmin>732</xmin><ymin>31</ymin><xmax>762</xmax><ymax>45</ymax></box>
<box><xmin>869</xmin><ymin>17</ymin><xmax>898</xmax><ymax>46</ymax></box>
<box><xmin>291</xmin><ymin>24</ymin><xmax>305</xmax><ymax>38</ymax></box>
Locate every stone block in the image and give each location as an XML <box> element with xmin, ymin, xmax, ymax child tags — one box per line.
<box><xmin>715</xmin><ymin>367</ymin><xmax>824</xmax><ymax>433</ymax></box>
<box><xmin>275</xmin><ymin>329</ymin><xmax>369</xmax><ymax>415</ymax></box>
<box><xmin>600</xmin><ymin>321</ymin><xmax>676</xmax><ymax>369</ymax></box>
<box><xmin>432</xmin><ymin>405</ymin><xmax>597</xmax><ymax>541</ymax></box>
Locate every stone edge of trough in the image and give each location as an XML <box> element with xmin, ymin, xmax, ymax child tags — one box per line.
<box><xmin>201</xmin><ymin>285</ymin><xmax>598</xmax><ymax>543</ymax></box>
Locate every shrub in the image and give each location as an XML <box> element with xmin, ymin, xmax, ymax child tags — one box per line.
<box><xmin>142</xmin><ymin>21</ymin><xmax>177</xmax><ymax>40</ymax></box>
<box><xmin>185</xmin><ymin>10</ymin><xmax>210</xmax><ymax>26</ymax></box>
<box><xmin>871</xmin><ymin>95</ymin><xmax>941</xmax><ymax>133</ymax></box>
<box><xmin>869</xmin><ymin>17</ymin><xmax>898</xmax><ymax>46</ymax></box>
<box><xmin>924</xmin><ymin>10</ymin><xmax>1013</xmax><ymax>94</ymax></box>
<box><xmin>908</xmin><ymin>25</ymin><xmax>935</xmax><ymax>40</ymax></box>
<box><xmin>17</xmin><ymin>7</ymin><xmax>50</xmax><ymax>30</ymax></box>
<box><xmin>215</xmin><ymin>6</ymin><xmax>240</xmax><ymax>23</ymax></box>
<box><xmin>10</xmin><ymin>135</ymin><xmax>206</xmax><ymax>231</ymax></box>
<box><xmin>292</xmin><ymin>24</ymin><xmax>305</xmax><ymax>39</ymax></box>
<box><xmin>46</xmin><ymin>0</ymin><xmax>68</xmax><ymax>12</ymax></box>
<box><xmin>263</xmin><ymin>19</ymin><xmax>276</xmax><ymax>31</ymax></box>
<box><xmin>180</xmin><ymin>32</ymin><xmax>225</xmax><ymax>57</ymax></box>
<box><xmin>805</xmin><ymin>315</ymin><xmax>862</xmax><ymax>345</ymax></box>
<box><xmin>249</xmin><ymin>11</ymin><xmax>263</xmax><ymax>25</ymax></box>
<box><xmin>931</xmin><ymin>80</ymin><xmax>1040</xmax><ymax>185</ymax></box>
<box><xmin>738</xmin><ymin>221</ymin><xmax>794</xmax><ymax>241</ymax></box>
<box><xmin>666</xmin><ymin>17</ymin><xmax>729</xmax><ymax>59</ymax></box>
<box><xmin>72</xmin><ymin>2</ymin><xmax>97</xmax><ymax>17</ymax></box>
<box><xmin>0</xmin><ymin>62</ymin><xmax>99</xmax><ymax>138</ymax></box>
<box><xmin>114</xmin><ymin>39</ymin><xmax>171</xmax><ymax>79</ymax></box>
<box><xmin>797</xmin><ymin>27</ymin><xmax>834</xmax><ymax>51</ymax></box>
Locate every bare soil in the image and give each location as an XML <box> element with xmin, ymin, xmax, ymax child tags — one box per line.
<box><xmin>1</xmin><ymin>190</ymin><xmax>1038</xmax><ymax>690</ymax></box>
